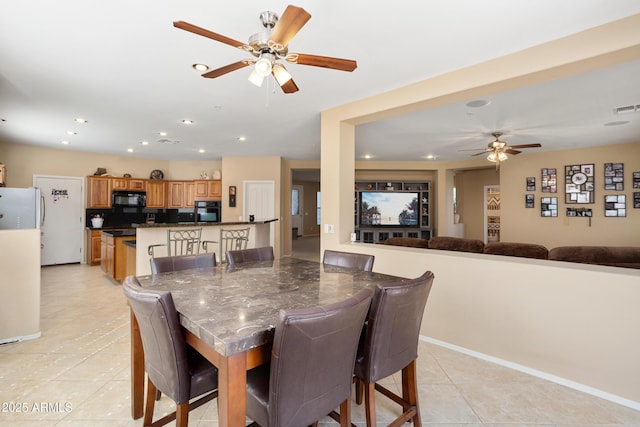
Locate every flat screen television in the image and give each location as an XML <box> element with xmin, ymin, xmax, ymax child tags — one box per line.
<box><xmin>360</xmin><ymin>192</ymin><xmax>419</xmax><ymax>226</ymax></box>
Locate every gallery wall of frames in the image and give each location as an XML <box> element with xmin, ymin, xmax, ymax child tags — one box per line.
<box><xmin>523</xmin><ymin>163</ymin><xmax>640</xmax><ymax>218</ymax></box>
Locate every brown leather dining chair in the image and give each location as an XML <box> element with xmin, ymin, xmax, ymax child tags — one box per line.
<box><xmin>226</xmin><ymin>246</ymin><xmax>274</xmax><ymax>265</ymax></box>
<box><xmin>354</xmin><ymin>271</ymin><xmax>435</xmax><ymax>427</ymax></box>
<box><xmin>122</xmin><ymin>276</ymin><xmax>218</xmax><ymax>427</ymax></box>
<box><xmin>150</xmin><ymin>252</ymin><xmax>217</xmax><ymax>275</ymax></box>
<box><xmin>322</xmin><ymin>249</ymin><xmax>375</xmax><ymax>272</ymax></box>
<box><xmin>245</xmin><ymin>287</ymin><xmax>373</xmax><ymax>427</ymax></box>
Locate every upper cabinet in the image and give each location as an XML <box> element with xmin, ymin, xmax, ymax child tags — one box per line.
<box><xmin>145</xmin><ymin>180</ymin><xmax>166</xmax><ymax>208</ymax></box>
<box><xmin>195</xmin><ymin>180</ymin><xmax>221</xmax><ymax>201</ymax></box>
<box><xmin>86</xmin><ymin>177</ymin><xmax>220</xmax><ymax>208</ymax></box>
<box><xmin>87</xmin><ymin>176</ymin><xmax>112</xmax><ymax>208</ymax></box>
<box><xmin>112</xmin><ymin>178</ymin><xmax>145</xmax><ymax>191</ymax></box>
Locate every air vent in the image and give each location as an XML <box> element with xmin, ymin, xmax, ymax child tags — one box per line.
<box><xmin>613</xmin><ymin>104</ymin><xmax>640</xmax><ymax>115</ymax></box>
<box><xmin>156</xmin><ymin>138</ymin><xmax>180</xmax><ymax>145</ymax></box>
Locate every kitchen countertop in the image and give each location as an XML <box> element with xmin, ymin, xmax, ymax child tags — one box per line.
<box><xmin>132</xmin><ymin>219</ymin><xmax>278</xmax><ymax>228</ymax></box>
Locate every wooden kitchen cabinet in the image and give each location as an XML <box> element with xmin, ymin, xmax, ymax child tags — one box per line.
<box><xmin>145</xmin><ymin>180</ymin><xmax>166</xmax><ymax>208</ymax></box>
<box><xmin>100</xmin><ymin>232</ymin><xmax>135</xmax><ymax>282</ymax></box>
<box><xmin>87</xmin><ymin>176</ymin><xmax>112</xmax><ymax>208</ymax></box>
<box><xmin>89</xmin><ymin>229</ymin><xmax>102</xmax><ymax>265</ymax></box>
<box><xmin>112</xmin><ymin>178</ymin><xmax>145</xmax><ymax>191</ymax></box>
<box><xmin>167</xmin><ymin>181</ymin><xmax>196</xmax><ymax>208</ymax></box>
<box><xmin>194</xmin><ymin>180</ymin><xmax>221</xmax><ymax>200</ymax></box>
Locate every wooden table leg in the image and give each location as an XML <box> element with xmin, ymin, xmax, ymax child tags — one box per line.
<box><xmin>130</xmin><ymin>309</ymin><xmax>144</xmax><ymax>419</ymax></box>
<box><xmin>217</xmin><ymin>352</ymin><xmax>247</xmax><ymax>427</ymax></box>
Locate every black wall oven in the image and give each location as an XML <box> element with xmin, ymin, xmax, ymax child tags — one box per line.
<box><xmin>194</xmin><ymin>200</ymin><xmax>221</xmax><ymax>223</ymax></box>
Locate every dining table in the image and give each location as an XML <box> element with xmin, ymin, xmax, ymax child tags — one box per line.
<box><xmin>129</xmin><ymin>257</ymin><xmax>410</xmax><ymax>427</ymax></box>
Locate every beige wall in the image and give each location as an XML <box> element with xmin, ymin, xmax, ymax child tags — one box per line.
<box><xmin>453</xmin><ymin>167</ymin><xmax>500</xmax><ymax>240</ymax></box>
<box><xmin>320</xmin><ymin>15</ymin><xmax>640</xmax><ymax>407</ymax></box>
<box><xmin>0</xmin><ymin>141</ymin><xmax>221</xmax><ymax>186</ymax></box>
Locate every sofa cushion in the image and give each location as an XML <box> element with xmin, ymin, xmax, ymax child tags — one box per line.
<box><xmin>548</xmin><ymin>246</ymin><xmax>640</xmax><ymax>269</ymax></box>
<box><xmin>484</xmin><ymin>242</ymin><xmax>549</xmax><ymax>259</ymax></box>
<box><xmin>428</xmin><ymin>236</ymin><xmax>484</xmax><ymax>253</ymax></box>
<box><xmin>381</xmin><ymin>237</ymin><xmax>429</xmax><ymax>249</ymax></box>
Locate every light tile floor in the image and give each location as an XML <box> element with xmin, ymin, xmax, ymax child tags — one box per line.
<box><xmin>1</xmin><ymin>262</ymin><xmax>639</xmax><ymax>426</ymax></box>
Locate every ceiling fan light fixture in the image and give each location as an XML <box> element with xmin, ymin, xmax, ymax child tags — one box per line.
<box><xmin>487</xmin><ymin>152</ymin><xmax>497</xmax><ymax>162</ymax></box>
<box><xmin>248</xmin><ymin>69</ymin><xmax>265</xmax><ymax>87</ymax></box>
<box><xmin>498</xmin><ymin>152</ymin><xmax>508</xmax><ymax>161</ymax></box>
<box><xmin>254</xmin><ymin>53</ymin><xmax>274</xmax><ymax>77</ymax></box>
<box><xmin>273</xmin><ymin>64</ymin><xmax>292</xmax><ymax>86</ymax></box>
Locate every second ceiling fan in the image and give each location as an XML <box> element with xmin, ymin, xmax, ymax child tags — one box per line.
<box><xmin>174</xmin><ymin>5</ymin><xmax>357</xmax><ymax>94</ymax></box>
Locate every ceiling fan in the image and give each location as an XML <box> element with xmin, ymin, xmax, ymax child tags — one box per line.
<box><xmin>464</xmin><ymin>132</ymin><xmax>542</xmax><ymax>169</ymax></box>
<box><xmin>173</xmin><ymin>5</ymin><xmax>357</xmax><ymax>94</ymax></box>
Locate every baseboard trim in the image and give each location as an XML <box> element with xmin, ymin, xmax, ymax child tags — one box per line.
<box><xmin>420</xmin><ymin>335</ymin><xmax>640</xmax><ymax>411</ymax></box>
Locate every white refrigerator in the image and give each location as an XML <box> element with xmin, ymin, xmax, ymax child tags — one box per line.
<box><xmin>0</xmin><ymin>187</ymin><xmax>42</xmax><ymax>344</ymax></box>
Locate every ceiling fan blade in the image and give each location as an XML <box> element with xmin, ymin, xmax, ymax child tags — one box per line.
<box><xmin>201</xmin><ymin>61</ymin><xmax>250</xmax><ymax>79</ymax></box>
<box><xmin>268</xmin><ymin>5</ymin><xmax>311</xmax><ymax>50</ymax></box>
<box><xmin>471</xmin><ymin>151</ymin><xmax>490</xmax><ymax>156</ymax></box>
<box><xmin>509</xmin><ymin>143</ymin><xmax>542</xmax><ymax>149</ymax></box>
<box><xmin>173</xmin><ymin>21</ymin><xmax>246</xmax><ymax>49</ymax></box>
<box><xmin>290</xmin><ymin>53</ymin><xmax>357</xmax><ymax>71</ymax></box>
<box><xmin>279</xmin><ymin>78</ymin><xmax>299</xmax><ymax>94</ymax></box>
<box><xmin>505</xmin><ymin>149</ymin><xmax>522</xmax><ymax>155</ymax></box>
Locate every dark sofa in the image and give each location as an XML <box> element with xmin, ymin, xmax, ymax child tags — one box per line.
<box><xmin>548</xmin><ymin>246</ymin><xmax>640</xmax><ymax>269</ymax></box>
<box><xmin>380</xmin><ymin>236</ymin><xmax>640</xmax><ymax>268</ymax></box>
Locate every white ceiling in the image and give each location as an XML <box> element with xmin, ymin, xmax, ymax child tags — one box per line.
<box><xmin>1</xmin><ymin>1</ymin><xmax>639</xmax><ymax>163</ymax></box>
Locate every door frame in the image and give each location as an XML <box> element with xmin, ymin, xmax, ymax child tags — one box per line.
<box><xmin>33</xmin><ymin>174</ymin><xmax>86</xmax><ymax>264</ymax></box>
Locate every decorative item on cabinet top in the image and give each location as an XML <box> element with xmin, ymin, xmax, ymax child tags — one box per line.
<box><xmin>149</xmin><ymin>169</ymin><xmax>164</xmax><ymax>180</ymax></box>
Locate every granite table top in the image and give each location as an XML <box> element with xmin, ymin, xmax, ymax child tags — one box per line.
<box><xmin>135</xmin><ymin>257</ymin><xmax>408</xmax><ymax>357</ymax></box>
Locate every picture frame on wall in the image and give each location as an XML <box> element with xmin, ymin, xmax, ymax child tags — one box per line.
<box><xmin>525</xmin><ymin>194</ymin><xmax>534</xmax><ymax>208</ymax></box>
<box><xmin>540</xmin><ymin>197</ymin><xmax>558</xmax><ymax>217</ymax></box>
<box><xmin>604</xmin><ymin>194</ymin><xmax>626</xmax><ymax>217</ymax></box>
<box><xmin>229</xmin><ymin>185</ymin><xmax>236</xmax><ymax>207</ymax></box>
<box><xmin>604</xmin><ymin>162</ymin><xmax>624</xmax><ymax>191</ymax></box>
<box><xmin>633</xmin><ymin>171</ymin><xmax>640</xmax><ymax>189</ymax></box>
<box><xmin>565</xmin><ymin>163</ymin><xmax>595</xmax><ymax>204</ymax></box>
<box><xmin>526</xmin><ymin>177</ymin><xmax>536</xmax><ymax>191</ymax></box>
<box><xmin>541</xmin><ymin>168</ymin><xmax>557</xmax><ymax>193</ymax></box>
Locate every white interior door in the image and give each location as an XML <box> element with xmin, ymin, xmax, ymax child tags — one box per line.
<box><xmin>244</xmin><ymin>181</ymin><xmax>275</xmax><ymax>248</ymax></box>
<box><xmin>291</xmin><ymin>185</ymin><xmax>303</xmax><ymax>238</ymax></box>
<box><xmin>34</xmin><ymin>175</ymin><xmax>84</xmax><ymax>266</ymax></box>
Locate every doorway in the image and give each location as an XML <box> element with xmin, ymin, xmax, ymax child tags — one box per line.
<box><xmin>291</xmin><ymin>185</ymin><xmax>303</xmax><ymax>239</ymax></box>
<box><xmin>243</xmin><ymin>180</ymin><xmax>276</xmax><ymax>248</ymax></box>
<box><xmin>34</xmin><ymin>175</ymin><xmax>85</xmax><ymax>265</ymax></box>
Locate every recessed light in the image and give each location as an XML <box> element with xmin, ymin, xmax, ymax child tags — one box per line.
<box><xmin>158</xmin><ymin>131</ymin><xmax>167</xmax><ymax>136</ymax></box>
<box><xmin>74</xmin><ymin>118</ymin><xmax>87</xmax><ymax>123</ymax></box>
<box><xmin>236</xmin><ymin>136</ymin><xmax>246</xmax><ymax>141</ymax></box>
<box><xmin>423</xmin><ymin>154</ymin><xmax>437</xmax><ymax>160</ymax></box>
<box><xmin>140</xmin><ymin>141</ymin><xmax>149</xmax><ymax>145</ymax></box>
<box><xmin>193</xmin><ymin>63</ymin><xmax>209</xmax><ymax>72</ymax></box>
<box><xmin>61</xmin><ymin>140</ymin><xmax>70</xmax><ymax>145</ymax></box>
<box><xmin>127</xmin><ymin>148</ymin><xmax>134</xmax><ymax>153</ymax></box>
<box><xmin>67</xmin><ymin>131</ymin><xmax>77</xmax><ymax>135</ymax></box>
<box><xmin>361</xmin><ymin>154</ymin><xmax>373</xmax><ymax>159</ymax></box>
<box><xmin>198</xmin><ymin>149</ymin><xmax>205</xmax><ymax>153</ymax></box>
<box><xmin>182</xmin><ymin>119</ymin><xmax>194</xmax><ymax>125</ymax></box>
<box><xmin>466</xmin><ymin>99</ymin><xmax>490</xmax><ymax>108</ymax></box>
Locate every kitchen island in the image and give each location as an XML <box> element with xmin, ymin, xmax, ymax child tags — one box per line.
<box><xmin>100</xmin><ymin>229</ymin><xmax>136</xmax><ymax>282</ymax></box>
<box><xmin>133</xmin><ymin>220</ymin><xmax>276</xmax><ymax>276</ymax></box>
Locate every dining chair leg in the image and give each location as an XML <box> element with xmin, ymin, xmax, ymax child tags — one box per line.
<box><xmin>364</xmin><ymin>381</ymin><xmax>376</xmax><ymax>427</ymax></box>
<box><xmin>355</xmin><ymin>377</ymin><xmax>364</xmax><ymax>405</ymax></box>
<box><xmin>176</xmin><ymin>402</ymin><xmax>189</xmax><ymax>427</ymax></box>
<box><xmin>339</xmin><ymin>398</ymin><xmax>351</xmax><ymax>427</ymax></box>
<box><xmin>143</xmin><ymin>378</ymin><xmax>157</xmax><ymax>427</ymax></box>
<box><xmin>402</xmin><ymin>360</ymin><xmax>421</xmax><ymax>427</ymax></box>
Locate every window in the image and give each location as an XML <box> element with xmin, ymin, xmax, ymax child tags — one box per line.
<box><xmin>291</xmin><ymin>188</ymin><xmax>300</xmax><ymax>215</ymax></box>
<box><xmin>316</xmin><ymin>192</ymin><xmax>321</xmax><ymax>225</ymax></box>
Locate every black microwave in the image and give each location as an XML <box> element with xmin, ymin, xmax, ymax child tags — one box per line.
<box><xmin>194</xmin><ymin>200</ymin><xmax>221</xmax><ymax>223</ymax></box>
<box><xmin>112</xmin><ymin>191</ymin><xmax>146</xmax><ymax>207</ymax></box>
